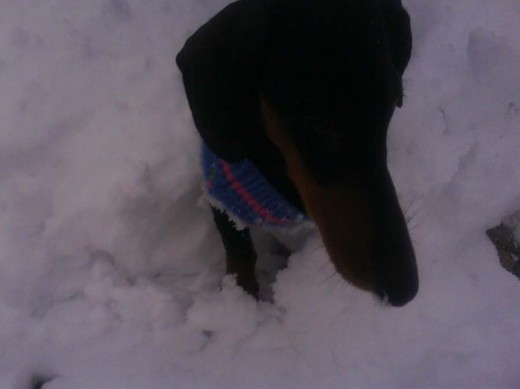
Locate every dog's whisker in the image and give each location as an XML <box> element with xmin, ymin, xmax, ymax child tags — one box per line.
<box><xmin>316</xmin><ymin>260</ymin><xmax>330</xmax><ymax>275</ymax></box>
<box><xmin>405</xmin><ymin>204</ymin><xmax>424</xmax><ymax>226</ymax></box>
<box><xmin>408</xmin><ymin>209</ymin><xmax>430</xmax><ymax>232</ymax></box>
<box><xmin>403</xmin><ymin>195</ymin><xmax>417</xmax><ymax>217</ymax></box>
<box><xmin>309</xmin><ymin>244</ymin><xmax>326</xmax><ymax>255</ymax></box>
<box><xmin>330</xmin><ymin>275</ymin><xmax>343</xmax><ymax>294</ymax></box>
<box><xmin>320</xmin><ymin>270</ymin><xmax>331</xmax><ymax>284</ymax></box>
<box><xmin>328</xmin><ymin>270</ymin><xmax>339</xmax><ymax>284</ymax></box>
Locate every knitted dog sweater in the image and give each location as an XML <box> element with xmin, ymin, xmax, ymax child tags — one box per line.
<box><xmin>202</xmin><ymin>143</ymin><xmax>308</xmax><ymax>229</ymax></box>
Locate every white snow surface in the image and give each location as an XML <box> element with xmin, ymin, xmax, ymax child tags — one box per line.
<box><xmin>1</xmin><ymin>0</ymin><xmax>519</xmax><ymax>388</ymax></box>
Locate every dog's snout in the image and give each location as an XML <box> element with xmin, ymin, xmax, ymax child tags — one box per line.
<box><xmin>278</xmin><ymin>141</ymin><xmax>419</xmax><ymax>306</ymax></box>
<box><xmin>261</xmin><ymin>85</ymin><xmax>419</xmax><ymax>307</ymax></box>
<box><xmin>372</xmin><ymin>183</ymin><xmax>419</xmax><ymax>307</ymax></box>
<box><xmin>385</xmin><ymin>282</ymin><xmax>418</xmax><ymax>307</ymax></box>
<box><xmin>376</xmin><ymin>260</ymin><xmax>419</xmax><ymax>307</ymax></box>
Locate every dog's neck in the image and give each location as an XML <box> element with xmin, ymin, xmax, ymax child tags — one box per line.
<box><xmin>246</xmin><ymin>138</ymin><xmax>307</xmax><ymax>214</ymax></box>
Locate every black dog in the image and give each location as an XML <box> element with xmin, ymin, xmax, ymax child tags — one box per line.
<box><xmin>177</xmin><ymin>0</ymin><xmax>418</xmax><ymax>306</ymax></box>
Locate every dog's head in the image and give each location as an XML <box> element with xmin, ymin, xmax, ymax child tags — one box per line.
<box><xmin>177</xmin><ymin>0</ymin><xmax>418</xmax><ymax>306</ymax></box>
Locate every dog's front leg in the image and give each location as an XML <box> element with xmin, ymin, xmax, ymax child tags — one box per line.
<box><xmin>211</xmin><ymin>207</ymin><xmax>259</xmax><ymax>298</ymax></box>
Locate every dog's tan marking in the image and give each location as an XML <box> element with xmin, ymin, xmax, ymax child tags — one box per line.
<box><xmin>260</xmin><ymin>96</ymin><xmax>376</xmax><ymax>290</ymax></box>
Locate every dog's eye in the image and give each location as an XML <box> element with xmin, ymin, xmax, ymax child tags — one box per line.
<box><xmin>301</xmin><ymin>115</ymin><xmax>343</xmax><ymax>153</ymax></box>
<box><xmin>302</xmin><ymin>116</ymin><xmax>328</xmax><ymax>134</ymax></box>
<box><xmin>302</xmin><ymin>116</ymin><xmax>341</xmax><ymax>143</ymax></box>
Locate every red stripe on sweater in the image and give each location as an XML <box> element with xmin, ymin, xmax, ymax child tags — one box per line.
<box><xmin>220</xmin><ymin>160</ymin><xmax>289</xmax><ymax>225</ymax></box>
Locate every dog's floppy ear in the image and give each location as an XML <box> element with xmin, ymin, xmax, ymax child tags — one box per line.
<box><xmin>177</xmin><ymin>0</ymin><xmax>269</xmax><ymax>162</ymax></box>
<box><xmin>380</xmin><ymin>0</ymin><xmax>412</xmax><ymax>76</ymax></box>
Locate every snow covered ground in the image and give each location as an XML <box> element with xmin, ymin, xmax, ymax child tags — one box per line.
<box><xmin>1</xmin><ymin>0</ymin><xmax>519</xmax><ymax>387</ymax></box>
